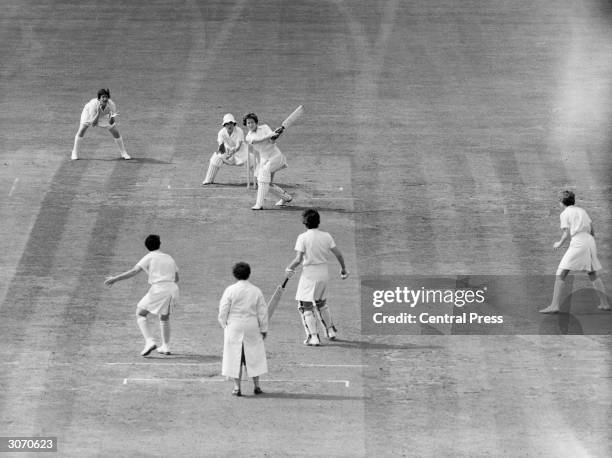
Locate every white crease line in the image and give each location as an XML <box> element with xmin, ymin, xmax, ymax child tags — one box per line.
<box><xmin>297</xmin><ymin>364</ymin><xmax>366</xmax><ymax>368</ymax></box>
<box><xmin>8</xmin><ymin>178</ymin><xmax>19</xmax><ymax>196</ymax></box>
<box><xmin>107</xmin><ymin>362</ymin><xmax>218</xmax><ymax>366</ymax></box>
<box><xmin>124</xmin><ymin>377</ymin><xmax>350</xmax><ymax>388</ymax></box>
<box><xmin>107</xmin><ymin>362</ymin><xmax>363</xmax><ymax>368</ymax></box>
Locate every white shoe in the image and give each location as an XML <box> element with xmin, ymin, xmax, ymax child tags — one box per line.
<box><xmin>202</xmin><ymin>181</ymin><xmax>213</xmax><ymax>186</ymax></box>
<box><xmin>275</xmin><ymin>196</ymin><xmax>293</xmax><ymax>206</ymax></box>
<box><xmin>307</xmin><ymin>334</ymin><xmax>321</xmax><ymax>346</ymax></box>
<box><xmin>141</xmin><ymin>340</ymin><xmax>157</xmax><ymax>356</ymax></box>
<box><xmin>327</xmin><ymin>327</ymin><xmax>337</xmax><ymax>340</ymax></box>
<box><xmin>252</xmin><ymin>205</ymin><xmax>264</xmax><ymax>210</ymax></box>
<box><xmin>71</xmin><ymin>152</ymin><xmax>78</xmax><ymax>160</ymax></box>
<box><xmin>539</xmin><ymin>305</ymin><xmax>559</xmax><ymax>314</ymax></box>
<box><xmin>157</xmin><ymin>345</ymin><xmax>171</xmax><ymax>355</ymax></box>
<box><xmin>121</xmin><ymin>152</ymin><xmax>131</xmax><ymax>160</ymax></box>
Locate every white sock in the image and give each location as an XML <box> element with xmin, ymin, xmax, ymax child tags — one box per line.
<box><xmin>160</xmin><ymin>320</ymin><xmax>170</xmax><ymax>347</ymax></box>
<box><xmin>255</xmin><ymin>182</ymin><xmax>269</xmax><ymax>207</ymax></box>
<box><xmin>72</xmin><ymin>135</ymin><xmax>83</xmax><ymax>155</ymax></box>
<box><xmin>591</xmin><ymin>277</ymin><xmax>610</xmax><ymax>308</ymax></box>
<box><xmin>550</xmin><ymin>277</ymin><xmax>567</xmax><ymax>309</ymax></box>
<box><xmin>114</xmin><ymin>136</ymin><xmax>127</xmax><ymax>154</ymax></box>
<box><xmin>137</xmin><ymin>316</ymin><xmax>154</xmax><ymax>342</ymax></box>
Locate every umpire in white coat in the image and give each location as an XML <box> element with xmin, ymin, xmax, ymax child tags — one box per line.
<box><xmin>218</xmin><ymin>262</ymin><xmax>268</xmax><ymax>396</ymax></box>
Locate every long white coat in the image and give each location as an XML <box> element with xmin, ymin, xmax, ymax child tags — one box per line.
<box><xmin>218</xmin><ymin>280</ymin><xmax>268</xmax><ymax>379</ymax></box>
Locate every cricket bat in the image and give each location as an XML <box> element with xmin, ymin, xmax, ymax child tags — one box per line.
<box><xmin>281</xmin><ymin>105</ymin><xmax>304</xmax><ymax>129</ymax></box>
<box><xmin>267</xmin><ymin>277</ymin><xmax>290</xmax><ymax>319</ymax></box>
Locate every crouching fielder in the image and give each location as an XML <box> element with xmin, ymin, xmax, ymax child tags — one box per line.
<box><xmin>286</xmin><ymin>209</ymin><xmax>348</xmax><ymax>346</ymax></box>
<box><xmin>203</xmin><ymin>113</ymin><xmax>255</xmax><ymax>185</ymax></box>
<box><xmin>540</xmin><ymin>191</ymin><xmax>610</xmax><ymax>313</ymax></box>
<box><xmin>243</xmin><ymin>112</ymin><xmax>292</xmax><ymax>210</ymax></box>
<box><xmin>71</xmin><ymin>88</ymin><xmax>131</xmax><ymax>160</ymax></box>
<box><xmin>105</xmin><ymin>234</ymin><xmax>179</xmax><ymax>356</ymax></box>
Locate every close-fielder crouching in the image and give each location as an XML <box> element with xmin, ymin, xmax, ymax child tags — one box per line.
<box><xmin>244</xmin><ymin>112</ymin><xmax>292</xmax><ymax>210</ymax></box>
<box><xmin>285</xmin><ymin>209</ymin><xmax>348</xmax><ymax>346</ymax></box>
<box><xmin>104</xmin><ymin>234</ymin><xmax>179</xmax><ymax>356</ymax></box>
<box><xmin>71</xmin><ymin>88</ymin><xmax>131</xmax><ymax>161</ymax></box>
<box><xmin>203</xmin><ymin>113</ymin><xmax>255</xmax><ymax>185</ymax></box>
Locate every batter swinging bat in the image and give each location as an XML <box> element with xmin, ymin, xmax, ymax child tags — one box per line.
<box><xmin>267</xmin><ymin>277</ymin><xmax>290</xmax><ymax>318</ymax></box>
<box><xmin>281</xmin><ymin>105</ymin><xmax>304</xmax><ymax>129</ymax></box>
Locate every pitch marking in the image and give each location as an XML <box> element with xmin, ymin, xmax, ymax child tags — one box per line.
<box><xmin>123</xmin><ymin>377</ymin><xmax>350</xmax><ymax>388</ymax></box>
<box><xmin>8</xmin><ymin>178</ymin><xmax>18</xmax><ymax>196</ymax></box>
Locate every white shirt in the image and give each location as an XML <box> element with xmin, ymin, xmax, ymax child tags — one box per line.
<box><xmin>217</xmin><ymin>126</ymin><xmax>245</xmax><ymax>152</ymax></box>
<box><xmin>560</xmin><ymin>206</ymin><xmax>592</xmax><ymax>237</ymax></box>
<box><xmin>136</xmin><ymin>251</ymin><xmax>178</xmax><ymax>285</ymax></box>
<box><xmin>218</xmin><ymin>280</ymin><xmax>268</xmax><ymax>331</ymax></box>
<box><xmin>81</xmin><ymin>98</ymin><xmax>118</xmax><ymax>125</ymax></box>
<box><xmin>295</xmin><ymin>229</ymin><xmax>336</xmax><ymax>266</ymax></box>
<box><xmin>246</xmin><ymin>124</ymin><xmax>282</xmax><ymax>162</ymax></box>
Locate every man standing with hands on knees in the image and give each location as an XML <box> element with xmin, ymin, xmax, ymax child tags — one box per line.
<box><xmin>71</xmin><ymin>88</ymin><xmax>131</xmax><ymax>161</ymax></box>
<box><xmin>286</xmin><ymin>208</ymin><xmax>348</xmax><ymax>346</ymax></box>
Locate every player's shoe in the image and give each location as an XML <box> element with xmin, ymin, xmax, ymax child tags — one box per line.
<box><xmin>157</xmin><ymin>345</ymin><xmax>171</xmax><ymax>355</ymax></box>
<box><xmin>71</xmin><ymin>152</ymin><xmax>79</xmax><ymax>160</ymax></box>
<box><xmin>251</xmin><ymin>205</ymin><xmax>264</xmax><ymax>210</ymax></box>
<box><xmin>275</xmin><ymin>196</ymin><xmax>293</xmax><ymax>207</ymax></box>
<box><xmin>307</xmin><ymin>334</ymin><xmax>321</xmax><ymax>346</ymax></box>
<box><xmin>121</xmin><ymin>152</ymin><xmax>131</xmax><ymax>160</ymax></box>
<box><xmin>539</xmin><ymin>305</ymin><xmax>559</xmax><ymax>314</ymax></box>
<box><xmin>141</xmin><ymin>340</ymin><xmax>157</xmax><ymax>356</ymax></box>
<box><xmin>327</xmin><ymin>326</ymin><xmax>337</xmax><ymax>340</ymax></box>
<box><xmin>202</xmin><ymin>181</ymin><xmax>213</xmax><ymax>186</ymax></box>
<box><xmin>598</xmin><ymin>305</ymin><xmax>611</xmax><ymax>311</ymax></box>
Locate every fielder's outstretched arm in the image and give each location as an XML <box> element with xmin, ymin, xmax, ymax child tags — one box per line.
<box><xmin>104</xmin><ymin>265</ymin><xmax>143</xmax><ymax>286</ymax></box>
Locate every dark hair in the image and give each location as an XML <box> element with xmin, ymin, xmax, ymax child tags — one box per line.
<box><xmin>302</xmin><ymin>208</ymin><xmax>320</xmax><ymax>229</ymax></box>
<box><xmin>97</xmin><ymin>88</ymin><xmax>111</xmax><ymax>99</ymax></box>
<box><xmin>242</xmin><ymin>112</ymin><xmax>258</xmax><ymax>126</ymax></box>
<box><xmin>560</xmin><ymin>190</ymin><xmax>575</xmax><ymax>206</ymax></box>
<box><xmin>233</xmin><ymin>262</ymin><xmax>251</xmax><ymax>280</ymax></box>
<box><xmin>145</xmin><ymin>234</ymin><xmax>161</xmax><ymax>251</ymax></box>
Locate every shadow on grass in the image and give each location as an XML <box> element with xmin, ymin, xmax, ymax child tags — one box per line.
<box><xmin>73</xmin><ymin>157</ymin><xmax>172</xmax><ymax>164</ymax></box>
<box><xmin>144</xmin><ymin>353</ymin><xmax>221</xmax><ymax>363</ymax></box>
<box><xmin>329</xmin><ymin>338</ymin><xmax>443</xmax><ymax>351</ymax></box>
<box><xmin>276</xmin><ymin>205</ymin><xmax>351</xmax><ymax>214</ymax></box>
<box><xmin>248</xmin><ymin>392</ymin><xmax>365</xmax><ymax>401</ymax></box>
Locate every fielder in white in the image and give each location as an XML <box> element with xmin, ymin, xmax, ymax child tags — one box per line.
<box><xmin>71</xmin><ymin>88</ymin><xmax>131</xmax><ymax>161</ymax></box>
<box><xmin>540</xmin><ymin>191</ymin><xmax>610</xmax><ymax>313</ymax></box>
<box><xmin>286</xmin><ymin>209</ymin><xmax>348</xmax><ymax>346</ymax></box>
<box><xmin>202</xmin><ymin>113</ymin><xmax>255</xmax><ymax>185</ymax></box>
<box><xmin>243</xmin><ymin>112</ymin><xmax>292</xmax><ymax>210</ymax></box>
<box><xmin>218</xmin><ymin>262</ymin><xmax>268</xmax><ymax>396</ymax></box>
<box><xmin>105</xmin><ymin>234</ymin><xmax>179</xmax><ymax>356</ymax></box>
